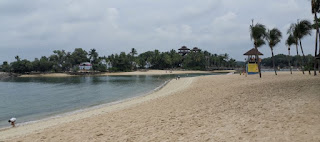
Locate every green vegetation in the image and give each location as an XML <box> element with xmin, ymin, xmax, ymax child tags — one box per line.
<box><xmin>0</xmin><ymin>48</ymin><xmax>238</xmax><ymax>74</ymax></box>
<box><xmin>285</xmin><ymin>34</ymin><xmax>297</xmax><ymax>74</ymax></box>
<box><xmin>244</xmin><ymin>1</ymin><xmax>320</xmax><ymax>76</ymax></box>
<box><xmin>312</xmin><ymin>0</ymin><xmax>320</xmax><ymax>75</ymax></box>
<box><xmin>266</xmin><ymin>28</ymin><xmax>282</xmax><ymax>75</ymax></box>
<box><xmin>250</xmin><ymin>18</ymin><xmax>316</xmax><ymax>76</ymax></box>
<box><xmin>288</xmin><ymin>20</ymin><xmax>313</xmax><ymax>74</ymax></box>
<box><xmin>250</xmin><ymin>22</ymin><xmax>267</xmax><ymax>78</ymax></box>
<box><xmin>261</xmin><ymin>54</ymin><xmax>315</xmax><ymax>71</ymax></box>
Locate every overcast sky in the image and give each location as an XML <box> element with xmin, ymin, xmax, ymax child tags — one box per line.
<box><xmin>0</xmin><ymin>0</ymin><xmax>315</xmax><ymax>63</ymax></box>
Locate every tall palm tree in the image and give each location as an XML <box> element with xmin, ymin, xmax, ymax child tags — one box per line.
<box><xmin>297</xmin><ymin>20</ymin><xmax>312</xmax><ymax>57</ymax></box>
<box><xmin>250</xmin><ymin>21</ymin><xmax>266</xmax><ymax>78</ymax></box>
<box><xmin>312</xmin><ymin>18</ymin><xmax>320</xmax><ymax>73</ymax></box>
<box><xmin>297</xmin><ymin>20</ymin><xmax>312</xmax><ymax>74</ymax></box>
<box><xmin>130</xmin><ymin>48</ymin><xmax>137</xmax><ymax>70</ymax></box>
<box><xmin>290</xmin><ymin>20</ymin><xmax>312</xmax><ymax>57</ymax></box>
<box><xmin>288</xmin><ymin>20</ymin><xmax>312</xmax><ymax>74</ymax></box>
<box><xmin>286</xmin><ymin>34</ymin><xmax>296</xmax><ymax>74</ymax></box>
<box><xmin>312</xmin><ymin>0</ymin><xmax>320</xmax><ymax>75</ymax></box>
<box><xmin>15</xmin><ymin>55</ymin><xmax>20</xmax><ymax>61</ymax></box>
<box><xmin>266</xmin><ymin>28</ymin><xmax>282</xmax><ymax>75</ymax></box>
<box><xmin>89</xmin><ymin>49</ymin><xmax>99</xmax><ymax>64</ymax></box>
<box><xmin>130</xmin><ymin>48</ymin><xmax>137</xmax><ymax>57</ymax></box>
<box><xmin>288</xmin><ymin>23</ymin><xmax>300</xmax><ymax>56</ymax></box>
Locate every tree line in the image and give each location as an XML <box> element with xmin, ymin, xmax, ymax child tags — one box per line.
<box><xmin>0</xmin><ymin>48</ymin><xmax>238</xmax><ymax>73</ymax></box>
<box><xmin>261</xmin><ymin>54</ymin><xmax>315</xmax><ymax>70</ymax></box>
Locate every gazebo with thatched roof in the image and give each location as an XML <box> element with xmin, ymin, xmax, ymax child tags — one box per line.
<box><xmin>243</xmin><ymin>48</ymin><xmax>263</xmax><ymax>63</ymax></box>
<box><xmin>191</xmin><ymin>47</ymin><xmax>201</xmax><ymax>52</ymax></box>
<box><xmin>243</xmin><ymin>48</ymin><xmax>263</xmax><ymax>74</ymax></box>
<box><xmin>178</xmin><ymin>46</ymin><xmax>190</xmax><ymax>56</ymax></box>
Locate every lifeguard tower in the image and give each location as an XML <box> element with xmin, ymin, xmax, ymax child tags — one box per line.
<box><xmin>243</xmin><ymin>48</ymin><xmax>263</xmax><ymax>75</ymax></box>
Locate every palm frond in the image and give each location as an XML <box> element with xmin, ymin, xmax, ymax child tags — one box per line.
<box><xmin>266</xmin><ymin>28</ymin><xmax>282</xmax><ymax>49</ymax></box>
<box><xmin>312</xmin><ymin>0</ymin><xmax>320</xmax><ymax>13</ymax></box>
<box><xmin>285</xmin><ymin>34</ymin><xmax>297</xmax><ymax>47</ymax></box>
<box><xmin>255</xmin><ymin>39</ymin><xmax>265</xmax><ymax>48</ymax></box>
<box><xmin>250</xmin><ymin>23</ymin><xmax>266</xmax><ymax>48</ymax></box>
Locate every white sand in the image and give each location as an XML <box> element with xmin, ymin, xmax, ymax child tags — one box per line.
<box><xmin>2</xmin><ymin>72</ymin><xmax>320</xmax><ymax>142</ymax></box>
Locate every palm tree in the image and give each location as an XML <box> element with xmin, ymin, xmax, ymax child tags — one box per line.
<box><xmin>297</xmin><ymin>20</ymin><xmax>312</xmax><ymax>74</ymax></box>
<box><xmin>130</xmin><ymin>48</ymin><xmax>137</xmax><ymax>70</ymax></box>
<box><xmin>288</xmin><ymin>20</ymin><xmax>312</xmax><ymax>74</ymax></box>
<box><xmin>250</xmin><ymin>21</ymin><xmax>266</xmax><ymax>78</ymax></box>
<box><xmin>285</xmin><ymin>34</ymin><xmax>296</xmax><ymax>74</ymax></box>
<box><xmin>312</xmin><ymin>18</ymin><xmax>320</xmax><ymax>73</ymax></box>
<box><xmin>15</xmin><ymin>55</ymin><xmax>20</xmax><ymax>61</ymax></box>
<box><xmin>288</xmin><ymin>23</ymin><xmax>300</xmax><ymax>56</ymax></box>
<box><xmin>312</xmin><ymin>0</ymin><xmax>320</xmax><ymax>75</ymax></box>
<box><xmin>130</xmin><ymin>48</ymin><xmax>137</xmax><ymax>57</ymax></box>
<box><xmin>266</xmin><ymin>28</ymin><xmax>282</xmax><ymax>75</ymax></box>
<box><xmin>89</xmin><ymin>49</ymin><xmax>99</xmax><ymax>64</ymax></box>
<box><xmin>296</xmin><ymin>20</ymin><xmax>312</xmax><ymax>58</ymax></box>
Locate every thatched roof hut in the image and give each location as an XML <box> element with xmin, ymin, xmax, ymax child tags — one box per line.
<box><xmin>243</xmin><ymin>48</ymin><xmax>263</xmax><ymax>56</ymax></box>
<box><xmin>178</xmin><ymin>46</ymin><xmax>190</xmax><ymax>56</ymax></box>
<box><xmin>178</xmin><ymin>46</ymin><xmax>190</xmax><ymax>51</ymax></box>
<box><xmin>191</xmin><ymin>47</ymin><xmax>201</xmax><ymax>52</ymax></box>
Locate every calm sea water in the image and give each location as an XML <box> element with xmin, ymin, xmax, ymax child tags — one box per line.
<box><xmin>0</xmin><ymin>73</ymin><xmax>221</xmax><ymax>128</ymax></box>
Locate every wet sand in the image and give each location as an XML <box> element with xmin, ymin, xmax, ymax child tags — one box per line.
<box><xmin>2</xmin><ymin>72</ymin><xmax>320</xmax><ymax>141</ymax></box>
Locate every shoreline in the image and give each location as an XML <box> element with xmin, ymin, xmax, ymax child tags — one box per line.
<box><xmin>0</xmin><ymin>79</ymin><xmax>172</xmax><ymax>131</ymax></box>
<box><xmin>2</xmin><ymin>72</ymin><xmax>319</xmax><ymax>141</ymax></box>
<box><xmin>18</xmin><ymin>70</ymin><xmax>235</xmax><ymax>78</ymax></box>
<box><xmin>0</xmin><ymin>75</ymin><xmax>195</xmax><ymax>140</ymax></box>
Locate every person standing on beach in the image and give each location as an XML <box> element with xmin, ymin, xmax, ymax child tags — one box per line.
<box><xmin>8</xmin><ymin>117</ymin><xmax>16</xmax><ymax>127</ymax></box>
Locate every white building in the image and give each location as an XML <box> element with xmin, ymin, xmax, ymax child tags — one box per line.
<box><xmin>79</xmin><ymin>62</ymin><xmax>92</xmax><ymax>70</ymax></box>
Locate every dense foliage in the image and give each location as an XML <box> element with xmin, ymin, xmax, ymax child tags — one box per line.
<box><xmin>0</xmin><ymin>48</ymin><xmax>238</xmax><ymax>73</ymax></box>
<box><xmin>261</xmin><ymin>54</ymin><xmax>315</xmax><ymax>70</ymax></box>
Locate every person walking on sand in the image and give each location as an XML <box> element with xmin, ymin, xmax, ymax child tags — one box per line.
<box><xmin>8</xmin><ymin>117</ymin><xmax>16</xmax><ymax>127</ymax></box>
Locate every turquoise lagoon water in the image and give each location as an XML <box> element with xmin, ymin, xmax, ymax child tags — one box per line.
<box><xmin>0</xmin><ymin>73</ymin><xmax>221</xmax><ymax>128</ymax></box>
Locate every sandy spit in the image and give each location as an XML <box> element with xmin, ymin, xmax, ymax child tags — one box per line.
<box><xmin>2</xmin><ymin>72</ymin><xmax>320</xmax><ymax>142</ymax></box>
<box><xmin>19</xmin><ymin>70</ymin><xmax>234</xmax><ymax>78</ymax></box>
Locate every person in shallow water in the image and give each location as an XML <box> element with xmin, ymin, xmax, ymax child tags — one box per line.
<box><xmin>8</xmin><ymin>117</ymin><xmax>16</xmax><ymax>127</ymax></box>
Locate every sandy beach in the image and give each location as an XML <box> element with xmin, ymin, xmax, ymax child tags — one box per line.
<box><xmin>19</xmin><ymin>70</ymin><xmax>234</xmax><ymax>78</ymax></box>
<box><xmin>1</xmin><ymin>72</ymin><xmax>320</xmax><ymax>141</ymax></box>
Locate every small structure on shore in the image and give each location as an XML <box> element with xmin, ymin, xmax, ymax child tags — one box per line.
<box><xmin>191</xmin><ymin>47</ymin><xmax>201</xmax><ymax>52</ymax></box>
<box><xmin>79</xmin><ymin>62</ymin><xmax>92</xmax><ymax>70</ymax></box>
<box><xmin>243</xmin><ymin>48</ymin><xmax>263</xmax><ymax>75</ymax></box>
<box><xmin>178</xmin><ymin>46</ymin><xmax>190</xmax><ymax>56</ymax></box>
